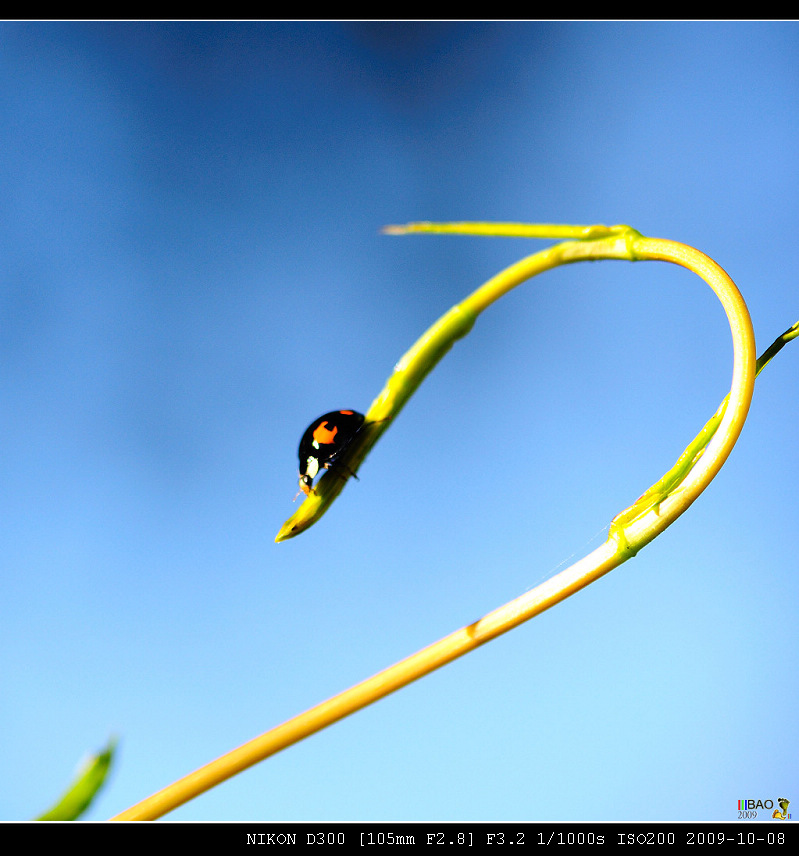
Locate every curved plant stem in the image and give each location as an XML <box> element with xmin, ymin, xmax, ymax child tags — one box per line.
<box><xmin>275</xmin><ymin>224</ymin><xmax>755</xmax><ymax>543</ymax></box>
<box><xmin>112</xmin><ymin>223</ymin><xmax>758</xmax><ymax>821</ymax></box>
<box><xmin>610</xmin><ymin>317</ymin><xmax>798</xmax><ymax>545</ymax></box>
<box><xmin>275</xmin><ymin>225</ymin><xmax>637</xmax><ymax>542</ymax></box>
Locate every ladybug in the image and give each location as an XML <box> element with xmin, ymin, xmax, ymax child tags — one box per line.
<box><xmin>297</xmin><ymin>410</ymin><xmax>365</xmax><ymax>496</ymax></box>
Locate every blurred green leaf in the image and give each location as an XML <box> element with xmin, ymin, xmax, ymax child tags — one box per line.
<box><xmin>35</xmin><ymin>737</ymin><xmax>117</xmax><ymax>821</ymax></box>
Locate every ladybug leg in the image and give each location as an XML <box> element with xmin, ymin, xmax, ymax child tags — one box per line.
<box><xmin>324</xmin><ymin>462</ymin><xmax>360</xmax><ymax>482</ymax></box>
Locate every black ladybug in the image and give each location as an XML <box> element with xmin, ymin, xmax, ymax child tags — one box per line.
<box><xmin>297</xmin><ymin>410</ymin><xmax>365</xmax><ymax>496</ymax></box>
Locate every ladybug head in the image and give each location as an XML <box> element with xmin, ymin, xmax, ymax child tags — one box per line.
<box><xmin>298</xmin><ymin>473</ymin><xmax>314</xmax><ymax>496</ymax></box>
<box><xmin>298</xmin><ymin>453</ymin><xmax>321</xmax><ymax>497</ymax></box>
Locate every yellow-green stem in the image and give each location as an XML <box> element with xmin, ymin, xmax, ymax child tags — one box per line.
<box><xmin>114</xmin><ymin>223</ymin><xmax>757</xmax><ymax>821</ymax></box>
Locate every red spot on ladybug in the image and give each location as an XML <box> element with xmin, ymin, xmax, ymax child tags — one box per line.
<box><xmin>298</xmin><ymin>410</ymin><xmax>365</xmax><ymax>496</ymax></box>
<box><xmin>312</xmin><ymin>421</ymin><xmax>339</xmax><ymax>445</ymax></box>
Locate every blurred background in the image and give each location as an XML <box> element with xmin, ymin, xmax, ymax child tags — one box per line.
<box><xmin>1</xmin><ymin>21</ymin><xmax>796</xmax><ymax>822</ymax></box>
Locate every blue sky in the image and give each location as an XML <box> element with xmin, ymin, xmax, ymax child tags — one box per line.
<box><xmin>1</xmin><ymin>21</ymin><xmax>797</xmax><ymax>822</ymax></box>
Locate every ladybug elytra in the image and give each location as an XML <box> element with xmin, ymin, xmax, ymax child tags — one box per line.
<box><xmin>297</xmin><ymin>410</ymin><xmax>365</xmax><ymax>496</ymax></box>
